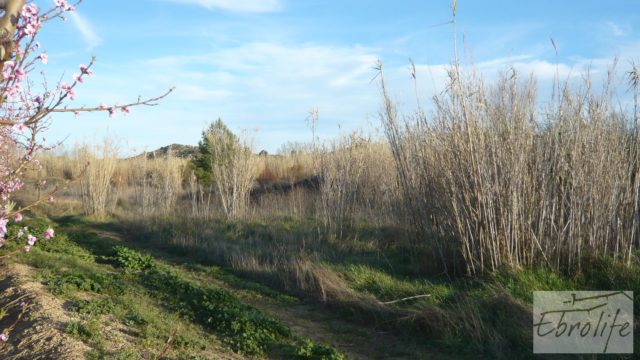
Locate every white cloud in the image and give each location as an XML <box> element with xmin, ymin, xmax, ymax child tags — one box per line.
<box><xmin>164</xmin><ymin>0</ymin><xmax>283</xmax><ymax>13</ymax></box>
<box><xmin>49</xmin><ymin>39</ymin><xmax>636</xmax><ymax>155</ymax></box>
<box><xmin>50</xmin><ymin>42</ymin><xmax>381</xmax><ymax>152</ymax></box>
<box><xmin>69</xmin><ymin>11</ymin><xmax>102</xmax><ymax>50</ymax></box>
<box><xmin>606</xmin><ymin>22</ymin><xmax>628</xmax><ymax>38</ymax></box>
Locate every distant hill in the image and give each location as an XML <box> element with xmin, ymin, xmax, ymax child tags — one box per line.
<box><xmin>131</xmin><ymin>144</ymin><xmax>199</xmax><ymax>160</ymax></box>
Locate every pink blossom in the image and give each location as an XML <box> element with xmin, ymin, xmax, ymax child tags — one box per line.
<box><xmin>44</xmin><ymin>228</ymin><xmax>54</xmax><ymax>240</ymax></box>
<box><xmin>2</xmin><ymin>61</ymin><xmax>15</xmax><ymax>79</ymax></box>
<box><xmin>74</xmin><ymin>73</ymin><xmax>83</xmax><ymax>83</ymax></box>
<box><xmin>79</xmin><ymin>64</ymin><xmax>93</xmax><ymax>76</ymax></box>
<box><xmin>13</xmin><ymin>213</ymin><xmax>22</xmax><ymax>222</ymax></box>
<box><xmin>23</xmin><ymin>245</ymin><xmax>31</xmax><ymax>253</ymax></box>
<box><xmin>0</xmin><ymin>218</ymin><xmax>8</xmax><ymax>238</ymax></box>
<box><xmin>48</xmin><ymin>196</ymin><xmax>55</xmax><ymax>202</ymax></box>
<box><xmin>14</xmin><ymin>67</ymin><xmax>26</xmax><ymax>81</ymax></box>
<box><xmin>109</xmin><ymin>107</ymin><xmax>117</xmax><ymax>118</ymax></box>
<box><xmin>60</xmin><ymin>82</ymin><xmax>76</xmax><ymax>100</ymax></box>
<box><xmin>54</xmin><ymin>0</ymin><xmax>68</xmax><ymax>8</ymax></box>
<box><xmin>13</xmin><ymin>123</ymin><xmax>26</xmax><ymax>133</ymax></box>
<box><xmin>121</xmin><ymin>106</ymin><xmax>130</xmax><ymax>115</ymax></box>
<box><xmin>40</xmin><ymin>52</ymin><xmax>48</xmax><ymax>64</ymax></box>
<box><xmin>27</xmin><ymin>234</ymin><xmax>37</xmax><ymax>246</ymax></box>
<box><xmin>99</xmin><ymin>103</ymin><xmax>108</xmax><ymax>110</ymax></box>
<box><xmin>22</xmin><ymin>3</ymin><xmax>39</xmax><ymax>16</ymax></box>
<box><xmin>0</xmin><ymin>333</ymin><xmax>8</xmax><ymax>342</ymax></box>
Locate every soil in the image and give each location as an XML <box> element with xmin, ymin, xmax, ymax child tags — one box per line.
<box><xmin>0</xmin><ymin>262</ymin><xmax>90</xmax><ymax>360</ymax></box>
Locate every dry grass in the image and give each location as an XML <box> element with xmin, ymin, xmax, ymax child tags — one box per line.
<box><xmin>380</xmin><ymin>61</ymin><xmax>640</xmax><ymax>274</ymax></box>
<box><xmin>25</xmin><ymin>58</ymin><xmax>640</xmax><ymax>280</ymax></box>
<box><xmin>74</xmin><ymin>137</ymin><xmax>120</xmax><ymax>218</ymax></box>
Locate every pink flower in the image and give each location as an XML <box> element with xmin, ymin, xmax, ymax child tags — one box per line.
<box><xmin>27</xmin><ymin>234</ymin><xmax>37</xmax><ymax>246</ymax></box>
<box><xmin>40</xmin><ymin>52</ymin><xmax>48</xmax><ymax>64</ymax></box>
<box><xmin>0</xmin><ymin>333</ymin><xmax>8</xmax><ymax>342</ymax></box>
<box><xmin>99</xmin><ymin>103</ymin><xmax>108</xmax><ymax>110</ymax></box>
<box><xmin>2</xmin><ymin>61</ymin><xmax>15</xmax><ymax>79</ymax></box>
<box><xmin>60</xmin><ymin>83</ymin><xmax>76</xmax><ymax>100</ymax></box>
<box><xmin>14</xmin><ymin>67</ymin><xmax>26</xmax><ymax>81</ymax></box>
<box><xmin>109</xmin><ymin>107</ymin><xmax>117</xmax><ymax>118</ymax></box>
<box><xmin>48</xmin><ymin>196</ymin><xmax>54</xmax><ymax>202</ymax></box>
<box><xmin>23</xmin><ymin>245</ymin><xmax>31</xmax><ymax>253</ymax></box>
<box><xmin>22</xmin><ymin>3</ymin><xmax>39</xmax><ymax>16</ymax></box>
<box><xmin>13</xmin><ymin>123</ymin><xmax>26</xmax><ymax>133</ymax></box>
<box><xmin>121</xmin><ymin>106</ymin><xmax>130</xmax><ymax>115</ymax></box>
<box><xmin>54</xmin><ymin>0</ymin><xmax>68</xmax><ymax>8</ymax></box>
<box><xmin>74</xmin><ymin>74</ymin><xmax>83</xmax><ymax>83</ymax></box>
<box><xmin>0</xmin><ymin>218</ymin><xmax>7</xmax><ymax>238</ymax></box>
<box><xmin>44</xmin><ymin>228</ymin><xmax>54</xmax><ymax>240</ymax></box>
<box><xmin>79</xmin><ymin>64</ymin><xmax>93</xmax><ymax>76</ymax></box>
<box><xmin>14</xmin><ymin>213</ymin><xmax>22</xmax><ymax>222</ymax></box>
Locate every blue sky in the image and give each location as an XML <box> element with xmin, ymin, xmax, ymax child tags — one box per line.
<box><xmin>34</xmin><ymin>0</ymin><xmax>640</xmax><ymax>154</ymax></box>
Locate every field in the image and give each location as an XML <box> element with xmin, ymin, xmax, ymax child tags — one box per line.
<box><xmin>0</xmin><ymin>58</ymin><xmax>638</xmax><ymax>359</ymax></box>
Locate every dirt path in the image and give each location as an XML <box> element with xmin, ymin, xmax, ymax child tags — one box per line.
<box><xmin>0</xmin><ymin>262</ymin><xmax>90</xmax><ymax>360</ymax></box>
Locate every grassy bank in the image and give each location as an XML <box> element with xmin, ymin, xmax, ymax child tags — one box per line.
<box><xmin>89</xmin><ymin>214</ymin><xmax>639</xmax><ymax>359</ymax></box>
<box><xmin>8</xmin><ymin>217</ymin><xmax>346</xmax><ymax>359</ymax></box>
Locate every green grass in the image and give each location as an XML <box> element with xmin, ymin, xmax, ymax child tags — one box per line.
<box><xmin>7</xmin><ymin>215</ymin><xmax>639</xmax><ymax>359</ymax></box>
<box><xmin>13</xmin><ymin>217</ymin><xmax>346</xmax><ymax>359</ymax></box>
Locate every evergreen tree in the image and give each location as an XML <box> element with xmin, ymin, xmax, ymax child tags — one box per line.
<box><xmin>192</xmin><ymin>118</ymin><xmax>239</xmax><ymax>187</ymax></box>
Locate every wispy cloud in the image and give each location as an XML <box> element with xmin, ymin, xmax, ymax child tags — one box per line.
<box><xmin>163</xmin><ymin>0</ymin><xmax>283</xmax><ymax>13</ymax></box>
<box><xmin>69</xmin><ymin>11</ymin><xmax>102</xmax><ymax>50</ymax></box>
<box><xmin>606</xmin><ymin>22</ymin><xmax>628</xmax><ymax>38</ymax></box>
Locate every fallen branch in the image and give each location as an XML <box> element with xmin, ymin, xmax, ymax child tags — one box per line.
<box><xmin>380</xmin><ymin>294</ymin><xmax>431</xmax><ymax>305</ymax></box>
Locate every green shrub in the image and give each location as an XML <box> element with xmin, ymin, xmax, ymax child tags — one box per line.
<box><xmin>113</xmin><ymin>246</ymin><xmax>155</xmax><ymax>273</ymax></box>
<box><xmin>44</xmin><ymin>272</ymin><xmax>125</xmax><ymax>296</ymax></box>
<box><xmin>69</xmin><ymin>299</ymin><xmax>117</xmax><ymax>316</ymax></box>
<box><xmin>295</xmin><ymin>338</ymin><xmax>346</xmax><ymax>360</ymax></box>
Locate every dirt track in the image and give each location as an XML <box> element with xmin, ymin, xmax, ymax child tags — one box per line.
<box><xmin>0</xmin><ymin>262</ymin><xmax>89</xmax><ymax>360</ymax></box>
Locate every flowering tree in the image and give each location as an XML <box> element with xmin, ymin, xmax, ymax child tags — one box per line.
<box><xmin>0</xmin><ymin>0</ymin><xmax>171</xmax><ymax>343</ymax></box>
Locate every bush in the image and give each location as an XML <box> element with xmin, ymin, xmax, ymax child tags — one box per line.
<box><xmin>113</xmin><ymin>246</ymin><xmax>155</xmax><ymax>273</ymax></box>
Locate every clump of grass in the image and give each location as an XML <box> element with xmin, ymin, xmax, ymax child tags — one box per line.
<box><xmin>66</xmin><ymin>318</ymin><xmax>104</xmax><ymax>347</ymax></box>
<box><xmin>492</xmin><ymin>267</ymin><xmax>573</xmax><ymax>303</ymax></box>
<box><xmin>339</xmin><ymin>264</ymin><xmax>453</xmax><ymax>305</ymax></box>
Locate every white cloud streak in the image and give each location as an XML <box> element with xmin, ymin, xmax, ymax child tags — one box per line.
<box><xmin>69</xmin><ymin>11</ymin><xmax>102</xmax><ymax>50</ymax></box>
